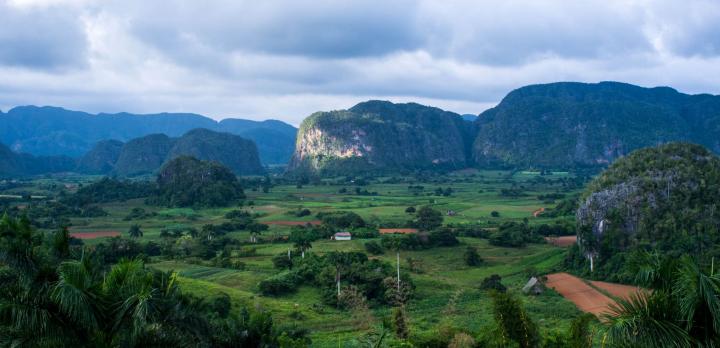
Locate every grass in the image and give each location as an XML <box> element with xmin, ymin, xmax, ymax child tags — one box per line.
<box><xmin>3</xmin><ymin>170</ymin><xmax>586</xmax><ymax>345</ymax></box>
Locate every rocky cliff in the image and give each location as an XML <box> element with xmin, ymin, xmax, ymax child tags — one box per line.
<box><xmin>289</xmin><ymin>100</ymin><xmax>473</xmax><ymax>174</ymax></box>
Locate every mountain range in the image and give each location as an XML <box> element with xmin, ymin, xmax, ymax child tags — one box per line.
<box><xmin>290</xmin><ymin>81</ymin><xmax>720</xmax><ymax>174</ymax></box>
<box><xmin>0</xmin><ymin>106</ymin><xmax>296</xmax><ymax>165</ymax></box>
<box><xmin>2</xmin><ymin>81</ymin><xmax>720</xmax><ymax>177</ymax></box>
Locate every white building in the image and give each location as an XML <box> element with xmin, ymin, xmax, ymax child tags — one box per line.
<box><xmin>334</xmin><ymin>232</ymin><xmax>352</xmax><ymax>241</ymax></box>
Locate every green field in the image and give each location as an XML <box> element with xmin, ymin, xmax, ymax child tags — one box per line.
<box><xmin>1</xmin><ymin>170</ymin><xmax>585</xmax><ymax>346</ymax></box>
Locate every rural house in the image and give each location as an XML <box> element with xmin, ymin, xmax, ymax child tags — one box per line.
<box><xmin>333</xmin><ymin>232</ymin><xmax>352</xmax><ymax>241</ymax></box>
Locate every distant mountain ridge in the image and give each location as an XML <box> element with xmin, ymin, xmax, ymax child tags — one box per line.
<box><xmin>472</xmin><ymin>81</ymin><xmax>720</xmax><ymax>168</ymax></box>
<box><xmin>81</xmin><ymin>128</ymin><xmax>264</xmax><ymax>176</ymax></box>
<box><xmin>0</xmin><ymin>106</ymin><xmax>296</xmax><ymax>165</ymax></box>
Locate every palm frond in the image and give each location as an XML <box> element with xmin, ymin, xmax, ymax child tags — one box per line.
<box><xmin>602</xmin><ymin>291</ymin><xmax>691</xmax><ymax>348</ymax></box>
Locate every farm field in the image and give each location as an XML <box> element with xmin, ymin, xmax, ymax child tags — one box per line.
<box><xmin>1</xmin><ymin>169</ymin><xmax>591</xmax><ymax>345</ymax></box>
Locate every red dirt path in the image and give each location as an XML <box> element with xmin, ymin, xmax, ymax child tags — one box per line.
<box><xmin>545</xmin><ymin>272</ymin><xmax>616</xmax><ymax>316</ymax></box>
<box><xmin>544</xmin><ymin>235</ymin><xmax>577</xmax><ymax>247</ymax></box>
<box><xmin>264</xmin><ymin>220</ymin><xmax>321</xmax><ymax>226</ymax></box>
<box><xmin>69</xmin><ymin>231</ymin><xmax>121</xmax><ymax>239</ymax></box>
<box><xmin>590</xmin><ymin>280</ymin><xmax>646</xmax><ymax>301</ymax></box>
<box><xmin>532</xmin><ymin>207</ymin><xmax>545</xmax><ymax>217</ymax></box>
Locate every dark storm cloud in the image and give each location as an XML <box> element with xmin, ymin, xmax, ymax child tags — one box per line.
<box><xmin>0</xmin><ymin>0</ymin><xmax>720</xmax><ymax>122</ymax></box>
<box><xmin>126</xmin><ymin>0</ymin><xmax>423</xmax><ymax>59</ymax></box>
<box><xmin>0</xmin><ymin>2</ymin><xmax>87</xmax><ymax>69</ymax></box>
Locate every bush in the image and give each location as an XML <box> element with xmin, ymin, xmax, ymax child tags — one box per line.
<box><xmin>429</xmin><ymin>228</ymin><xmax>459</xmax><ymax>246</ymax></box>
<box><xmin>464</xmin><ymin>246</ymin><xmax>483</xmax><ymax>266</ymax></box>
<box><xmin>480</xmin><ymin>274</ymin><xmax>506</xmax><ymax>292</ymax></box>
<box><xmin>405</xmin><ymin>206</ymin><xmax>416</xmax><ymax>214</ymax></box>
<box><xmin>272</xmin><ymin>253</ymin><xmax>294</xmax><ymax>269</ymax></box>
<box><xmin>489</xmin><ymin>222</ymin><xmax>542</xmax><ymax>247</ymax></box>
<box><xmin>490</xmin><ymin>211</ymin><xmax>500</xmax><ymax>217</ymax></box>
<box><xmin>258</xmin><ymin>272</ymin><xmax>301</xmax><ymax>296</ymax></box>
<box><xmin>364</xmin><ymin>241</ymin><xmax>384</xmax><ymax>255</ymax></box>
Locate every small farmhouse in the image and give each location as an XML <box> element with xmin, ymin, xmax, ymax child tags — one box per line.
<box><xmin>334</xmin><ymin>232</ymin><xmax>352</xmax><ymax>241</ymax></box>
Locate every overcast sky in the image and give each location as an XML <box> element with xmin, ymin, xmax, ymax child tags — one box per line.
<box><xmin>1</xmin><ymin>0</ymin><xmax>719</xmax><ymax>125</ymax></box>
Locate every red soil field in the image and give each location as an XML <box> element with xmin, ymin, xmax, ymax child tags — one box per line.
<box><xmin>545</xmin><ymin>272</ymin><xmax>616</xmax><ymax>316</ymax></box>
<box><xmin>544</xmin><ymin>235</ymin><xmax>577</xmax><ymax>247</ymax></box>
<box><xmin>532</xmin><ymin>207</ymin><xmax>545</xmax><ymax>217</ymax></box>
<box><xmin>379</xmin><ymin>228</ymin><xmax>419</xmax><ymax>234</ymax></box>
<box><xmin>264</xmin><ymin>220</ymin><xmax>321</xmax><ymax>226</ymax></box>
<box><xmin>590</xmin><ymin>280</ymin><xmax>646</xmax><ymax>301</ymax></box>
<box><xmin>69</xmin><ymin>231</ymin><xmax>121</xmax><ymax>239</ymax></box>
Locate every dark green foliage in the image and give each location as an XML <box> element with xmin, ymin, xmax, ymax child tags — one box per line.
<box><xmin>490</xmin><ymin>291</ymin><xmax>539</xmax><ymax>348</ymax></box>
<box><xmin>316</xmin><ymin>211</ymin><xmax>365</xmax><ymax>229</ymax></box>
<box><xmin>601</xmin><ymin>253</ymin><xmax>720</xmax><ymax>347</ymax></box>
<box><xmin>415</xmin><ymin>206</ymin><xmax>443</xmax><ymax>231</ymax></box>
<box><xmin>127</xmin><ymin>224</ymin><xmax>143</xmax><ymax>238</ymax></box>
<box><xmin>489</xmin><ymin>222</ymin><xmax>542</xmax><ymax>247</ymax></box>
<box><xmin>392</xmin><ymin>307</ymin><xmax>409</xmax><ymax>339</ymax></box>
<box><xmin>272</xmin><ymin>253</ymin><xmax>294</xmax><ymax>269</ymax></box>
<box><xmin>576</xmin><ymin>143</ymin><xmax>720</xmax><ymax>275</ymax></box>
<box><xmin>76</xmin><ymin>139</ymin><xmax>124</xmax><ymax>174</ymax></box>
<box><xmin>0</xmin><ymin>142</ymin><xmax>75</xmax><ymax>177</ymax></box>
<box><xmin>166</xmin><ymin>128</ymin><xmax>265</xmax><ymax>175</ymax></box>
<box><xmin>153</xmin><ymin>156</ymin><xmax>245</xmax><ymax>207</ymax></box>
<box><xmin>464</xmin><ymin>246</ymin><xmax>483</xmax><ymax>266</ymax></box>
<box><xmin>490</xmin><ymin>211</ymin><xmax>500</xmax><ymax>217</ymax></box>
<box><xmin>0</xmin><ymin>215</ymin><xmax>305</xmax><ymax>346</ymax></box>
<box><xmin>474</xmin><ymin>81</ymin><xmax>720</xmax><ymax>169</ymax></box>
<box><xmin>541</xmin><ymin>196</ymin><xmax>578</xmax><ymax>218</ymax></box>
<box><xmin>258</xmin><ymin>272</ymin><xmax>302</xmax><ymax>296</ymax></box>
<box><xmin>428</xmin><ymin>228</ymin><xmax>459</xmax><ymax>246</ymax></box>
<box><xmin>289</xmin><ymin>100</ymin><xmax>472</xmax><ymax>175</ymax></box>
<box><xmin>405</xmin><ymin>206</ymin><xmax>416</xmax><ymax>214</ymax></box>
<box><xmin>114</xmin><ymin>133</ymin><xmax>176</xmax><ymax>176</ymax></box>
<box><xmin>364</xmin><ymin>240</ymin><xmax>384</xmax><ymax>255</ymax></box>
<box><xmin>480</xmin><ymin>274</ymin><xmax>507</xmax><ymax>292</ymax></box>
<box><xmin>124</xmin><ymin>207</ymin><xmax>154</xmax><ymax>220</ymax></box>
<box><xmin>63</xmin><ymin>177</ymin><xmax>156</xmax><ymax>206</ymax></box>
<box><xmin>259</xmin><ymin>251</ymin><xmax>407</xmax><ymax>307</ymax></box>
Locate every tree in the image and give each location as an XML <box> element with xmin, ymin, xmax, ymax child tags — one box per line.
<box><xmin>289</xmin><ymin>229</ymin><xmax>313</xmax><ymax>258</ymax></box>
<box><xmin>480</xmin><ymin>274</ymin><xmax>507</xmax><ymax>292</ymax></box>
<box><xmin>464</xmin><ymin>246</ymin><xmax>483</xmax><ymax>266</ymax></box>
<box><xmin>392</xmin><ymin>307</ymin><xmax>409</xmax><ymax>339</ymax></box>
<box><xmin>491</xmin><ymin>211</ymin><xmax>500</xmax><ymax>217</ymax></box>
<box><xmin>490</xmin><ymin>291</ymin><xmax>539</xmax><ymax>348</ymax></box>
<box><xmin>601</xmin><ymin>252</ymin><xmax>718</xmax><ymax>347</ymax></box>
<box><xmin>415</xmin><ymin>206</ymin><xmax>443</xmax><ymax>231</ymax></box>
<box><xmin>127</xmin><ymin>224</ymin><xmax>143</xmax><ymax>238</ymax></box>
<box><xmin>405</xmin><ymin>206</ymin><xmax>416</xmax><ymax>214</ymax></box>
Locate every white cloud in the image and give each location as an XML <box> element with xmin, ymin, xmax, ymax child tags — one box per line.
<box><xmin>0</xmin><ymin>0</ymin><xmax>719</xmax><ymax>123</ymax></box>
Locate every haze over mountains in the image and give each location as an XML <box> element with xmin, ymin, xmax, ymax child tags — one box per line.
<box><xmin>2</xmin><ymin>81</ymin><xmax>720</xmax><ymax>177</ymax></box>
<box><xmin>0</xmin><ymin>106</ymin><xmax>297</xmax><ymax>165</ymax></box>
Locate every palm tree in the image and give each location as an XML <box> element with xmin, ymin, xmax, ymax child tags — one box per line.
<box><xmin>128</xmin><ymin>224</ymin><xmax>143</xmax><ymax>238</ymax></box>
<box><xmin>601</xmin><ymin>252</ymin><xmax>720</xmax><ymax>347</ymax></box>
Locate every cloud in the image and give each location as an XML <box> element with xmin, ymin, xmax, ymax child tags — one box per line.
<box><xmin>0</xmin><ymin>0</ymin><xmax>719</xmax><ymax>123</ymax></box>
<box><xmin>0</xmin><ymin>1</ymin><xmax>88</xmax><ymax>69</ymax></box>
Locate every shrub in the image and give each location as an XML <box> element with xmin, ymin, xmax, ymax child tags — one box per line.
<box><xmin>405</xmin><ymin>206</ymin><xmax>416</xmax><ymax>214</ymax></box>
<box><xmin>464</xmin><ymin>246</ymin><xmax>483</xmax><ymax>266</ymax></box>
<box><xmin>480</xmin><ymin>274</ymin><xmax>506</xmax><ymax>292</ymax></box>
<box><xmin>364</xmin><ymin>241</ymin><xmax>384</xmax><ymax>255</ymax></box>
<box><xmin>429</xmin><ymin>228</ymin><xmax>459</xmax><ymax>246</ymax></box>
<box><xmin>272</xmin><ymin>253</ymin><xmax>294</xmax><ymax>269</ymax></box>
<box><xmin>258</xmin><ymin>272</ymin><xmax>301</xmax><ymax>296</ymax></box>
<box><xmin>490</xmin><ymin>211</ymin><xmax>500</xmax><ymax>217</ymax></box>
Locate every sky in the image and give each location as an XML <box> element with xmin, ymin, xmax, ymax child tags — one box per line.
<box><xmin>1</xmin><ymin>0</ymin><xmax>720</xmax><ymax>125</ymax></box>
